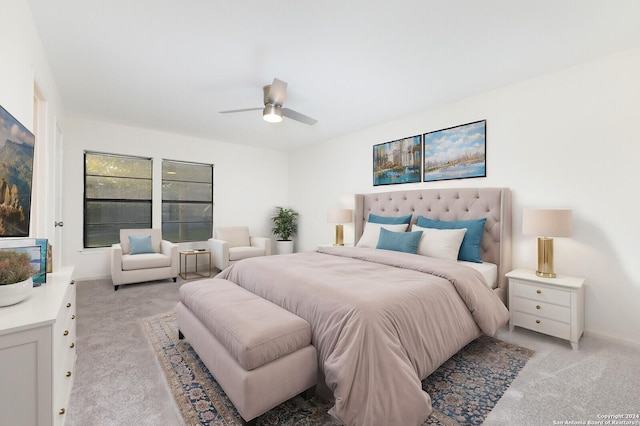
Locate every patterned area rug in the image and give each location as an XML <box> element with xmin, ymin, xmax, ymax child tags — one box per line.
<box><xmin>142</xmin><ymin>312</ymin><xmax>533</xmax><ymax>426</ymax></box>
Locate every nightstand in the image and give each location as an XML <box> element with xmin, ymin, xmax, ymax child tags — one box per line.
<box><xmin>506</xmin><ymin>269</ymin><xmax>585</xmax><ymax>350</ymax></box>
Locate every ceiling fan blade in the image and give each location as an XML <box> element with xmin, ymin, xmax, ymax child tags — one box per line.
<box><xmin>282</xmin><ymin>108</ymin><xmax>318</xmax><ymax>125</ymax></box>
<box><xmin>267</xmin><ymin>78</ymin><xmax>288</xmax><ymax>106</ymax></box>
<box><xmin>219</xmin><ymin>107</ymin><xmax>262</xmax><ymax>114</ymax></box>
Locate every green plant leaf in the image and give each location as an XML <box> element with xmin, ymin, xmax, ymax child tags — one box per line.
<box><xmin>271</xmin><ymin>206</ymin><xmax>299</xmax><ymax>241</ymax></box>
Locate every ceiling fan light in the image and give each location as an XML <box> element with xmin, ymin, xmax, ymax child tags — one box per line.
<box><xmin>263</xmin><ymin>104</ymin><xmax>282</xmax><ymax>123</ymax></box>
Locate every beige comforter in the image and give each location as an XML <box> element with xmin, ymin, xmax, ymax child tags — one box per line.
<box><xmin>218</xmin><ymin>247</ymin><xmax>509</xmax><ymax>426</ymax></box>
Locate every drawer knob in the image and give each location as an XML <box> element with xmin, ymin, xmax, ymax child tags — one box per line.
<box><xmin>59</xmin><ymin>408</ymin><xmax>66</xmax><ymax>415</ymax></box>
<box><xmin>536</xmin><ymin>289</ymin><xmax>542</xmax><ymax>294</ymax></box>
<box><xmin>63</xmin><ymin>330</ymin><xmax>69</xmax><ymax>336</ymax></box>
<box><xmin>70</xmin><ymin>280</ymin><xmax>75</xmax><ymax>285</ymax></box>
<box><xmin>72</xmin><ymin>314</ymin><xmax>76</xmax><ymax>320</ymax></box>
<box><xmin>66</xmin><ymin>371</ymin><xmax>72</xmax><ymax>377</ymax></box>
<box><xmin>66</xmin><ymin>302</ymin><xmax>72</xmax><ymax>308</ymax></box>
<box><xmin>70</xmin><ymin>342</ymin><xmax>75</xmax><ymax>349</ymax></box>
<box><xmin>536</xmin><ymin>319</ymin><xmax>541</xmax><ymax>324</ymax></box>
<box><xmin>536</xmin><ymin>305</ymin><xmax>541</xmax><ymax>310</ymax></box>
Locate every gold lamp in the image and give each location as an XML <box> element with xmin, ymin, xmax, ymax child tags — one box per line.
<box><xmin>522</xmin><ymin>208</ymin><xmax>572</xmax><ymax>278</ymax></box>
<box><xmin>327</xmin><ymin>209</ymin><xmax>353</xmax><ymax>246</ymax></box>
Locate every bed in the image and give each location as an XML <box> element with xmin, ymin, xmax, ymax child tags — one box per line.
<box><xmin>185</xmin><ymin>187</ymin><xmax>512</xmax><ymax>426</ymax></box>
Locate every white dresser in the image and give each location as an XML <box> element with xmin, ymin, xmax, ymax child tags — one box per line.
<box><xmin>0</xmin><ymin>267</ymin><xmax>76</xmax><ymax>426</ymax></box>
<box><xmin>507</xmin><ymin>269</ymin><xmax>585</xmax><ymax>350</ymax></box>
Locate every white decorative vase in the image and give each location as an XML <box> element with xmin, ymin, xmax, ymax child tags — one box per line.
<box><xmin>275</xmin><ymin>240</ymin><xmax>294</xmax><ymax>255</ymax></box>
<box><xmin>0</xmin><ymin>277</ymin><xmax>33</xmax><ymax>307</ymax></box>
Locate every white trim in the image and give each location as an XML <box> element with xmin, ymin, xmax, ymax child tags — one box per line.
<box><xmin>584</xmin><ymin>329</ymin><xmax>640</xmax><ymax>351</ymax></box>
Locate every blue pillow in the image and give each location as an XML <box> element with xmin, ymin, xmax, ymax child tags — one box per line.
<box><xmin>368</xmin><ymin>213</ymin><xmax>412</xmax><ymax>225</ymax></box>
<box><xmin>129</xmin><ymin>234</ymin><xmax>155</xmax><ymax>255</ymax></box>
<box><xmin>416</xmin><ymin>217</ymin><xmax>486</xmax><ymax>263</ymax></box>
<box><xmin>376</xmin><ymin>228</ymin><xmax>423</xmax><ymax>254</ymax></box>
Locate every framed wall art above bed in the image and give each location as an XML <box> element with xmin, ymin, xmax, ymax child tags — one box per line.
<box><xmin>423</xmin><ymin>120</ymin><xmax>486</xmax><ymax>182</ymax></box>
<box><xmin>373</xmin><ymin>134</ymin><xmax>422</xmax><ymax>186</ymax></box>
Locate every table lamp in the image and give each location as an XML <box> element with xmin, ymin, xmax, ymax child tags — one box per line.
<box><xmin>327</xmin><ymin>209</ymin><xmax>353</xmax><ymax>246</ymax></box>
<box><xmin>522</xmin><ymin>208</ymin><xmax>572</xmax><ymax>278</ymax></box>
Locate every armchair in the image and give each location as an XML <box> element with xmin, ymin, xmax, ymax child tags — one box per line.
<box><xmin>208</xmin><ymin>226</ymin><xmax>271</xmax><ymax>271</ymax></box>
<box><xmin>110</xmin><ymin>228</ymin><xmax>179</xmax><ymax>291</ymax></box>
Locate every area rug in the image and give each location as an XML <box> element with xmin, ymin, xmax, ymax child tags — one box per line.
<box><xmin>142</xmin><ymin>311</ymin><xmax>533</xmax><ymax>426</ymax></box>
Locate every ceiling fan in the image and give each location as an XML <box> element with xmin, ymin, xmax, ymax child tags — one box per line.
<box><xmin>219</xmin><ymin>78</ymin><xmax>318</xmax><ymax>125</ymax></box>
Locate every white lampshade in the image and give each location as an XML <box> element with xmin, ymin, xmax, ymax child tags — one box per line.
<box><xmin>263</xmin><ymin>104</ymin><xmax>282</xmax><ymax>123</ymax></box>
<box><xmin>327</xmin><ymin>209</ymin><xmax>353</xmax><ymax>224</ymax></box>
<box><xmin>522</xmin><ymin>209</ymin><xmax>572</xmax><ymax>237</ymax></box>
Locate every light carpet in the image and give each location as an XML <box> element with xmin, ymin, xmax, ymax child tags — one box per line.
<box><xmin>143</xmin><ymin>311</ymin><xmax>533</xmax><ymax>426</ymax></box>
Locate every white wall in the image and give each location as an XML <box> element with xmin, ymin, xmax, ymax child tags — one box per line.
<box><xmin>5</xmin><ymin>0</ymin><xmax>638</xmax><ymax>345</ymax></box>
<box><xmin>0</xmin><ymin>0</ymin><xmax>65</xmax><ymax>250</ymax></box>
<box><xmin>62</xmin><ymin>117</ymin><xmax>289</xmax><ymax>280</ymax></box>
<box><xmin>289</xmin><ymin>48</ymin><xmax>640</xmax><ymax>346</ymax></box>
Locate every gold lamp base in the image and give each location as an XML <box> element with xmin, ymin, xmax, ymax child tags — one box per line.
<box><xmin>536</xmin><ymin>237</ymin><xmax>556</xmax><ymax>278</ymax></box>
<box><xmin>333</xmin><ymin>224</ymin><xmax>344</xmax><ymax>246</ymax></box>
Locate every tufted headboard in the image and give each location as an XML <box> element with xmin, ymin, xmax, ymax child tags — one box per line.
<box><xmin>354</xmin><ymin>187</ymin><xmax>512</xmax><ymax>301</ymax></box>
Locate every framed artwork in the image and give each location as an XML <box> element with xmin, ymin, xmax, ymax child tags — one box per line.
<box><xmin>0</xmin><ymin>245</ymin><xmax>42</xmax><ymax>286</ymax></box>
<box><xmin>0</xmin><ymin>238</ymin><xmax>47</xmax><ymax>285</ymax></box>
<box><xmin>35</xmin><ymin>238</ymin><xmax>48</xmax><ymax>284</ymax></box>
<box><xmin>423</xmin><ymin>120</ymin><xmax>486</xmax><ymax>182</ymax></box>
<box><xmin>373</xmin><ymin>135</ymin><xmax>422</xmax><ymax>186</ymax></box>
<box><xmin>0</xmin><ymin>105</ymin><xmax>35</xmax><ymax>237</ymax></box>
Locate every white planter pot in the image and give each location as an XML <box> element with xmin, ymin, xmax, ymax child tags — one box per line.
<box><xmin>0</xmin><ymin>277</ymin><xmax>33</xmax><ymax>307</ymax></box>
<box><xmin>275</xmin><ymin>240</ymin><xmax>294</xmax><ymax>255</ymax></box>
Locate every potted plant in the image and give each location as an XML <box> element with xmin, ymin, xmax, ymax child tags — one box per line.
<box><xmin>0</xmin><ymin>250</ymin><xmax>37</xmax><ymax>307</ymax></box>
<box><xmin>271</xmin><ymin>207</ymin><xmax>299</xmax><ymax>255</ymax></box>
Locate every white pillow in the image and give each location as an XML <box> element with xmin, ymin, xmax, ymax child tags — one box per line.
<box><xmin>356</xmin><ymin>222</ymin><xmax>409</xmax><ymax>248</ymax></box>
<box><xmin>412</xmin><ymin>224</ymin><xmax>467</xmax><ymax>261</ymax></box>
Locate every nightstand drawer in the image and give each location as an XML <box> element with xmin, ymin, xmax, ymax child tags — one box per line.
<box><xmin>512</xmin><ymin>297</ymin><xmax>570</xmax><ymax>322</ymax></box>
<box><xmin>511</xmin><ymin>279</ymin><xmax>570</xmax><ymax>306</ymax></box>
<box><xmin>511</xmin><ymin>311</ymin><xmax>571</xmax><ymax>340</ymax></box>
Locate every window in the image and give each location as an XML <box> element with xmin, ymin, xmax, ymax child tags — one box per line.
<box><xmin>162</xmin><ymin>160</ymin><xmax>213</xmax><ymax>243</ymax></box>
<box><xmin>84</xmin><ymin>152</ymin><xmax>152</xmax><ymax>248</ymax></box>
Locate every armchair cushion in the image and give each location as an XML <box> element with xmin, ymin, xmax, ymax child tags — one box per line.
<box><xmin>229</xmin><ymin>246</ymin><xmax>268</xmax><ymax>262</ymax></box>
<box><xmin>122</xmin><ymin>252</ymin><xmax>172</xmax><ymax>271</ymax></box>
<box><xmin>129</xmin><ymin>234</ymin><xmax>155</xmax><ymax>255</ymax></box>
<box><xmin>215</xmin><ymin>226</ymin><xmax>250</xmax><ymax>248</ymax></box>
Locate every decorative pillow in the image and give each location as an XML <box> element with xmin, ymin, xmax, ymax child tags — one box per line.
<box><xmin>368</xmin><ymin>213</ymin><xmax>412</xmax><ymax>225</ymax></box>
<box><xmin>412</xmin><ymin>225</ymin><xmax>467</xmax><ymax>261</ymax></box>
<box><xmin>128</xmin><ymin>234</ymin><xmax>155</xmax><ymax>255</ymax></box>
<box><xmin>416</xmin><ymin>217</ymin><xmax>486</xmax><ymax>263</ymax></box>
<box><xmin>376</xmin><ymin>228</ymin><xmax>423</xmax><ymax>254</ymax></box>
<box><xmin>356</xmin><ymin>222</ymin><xmax>408</xmax><ymax>248</ymax></box>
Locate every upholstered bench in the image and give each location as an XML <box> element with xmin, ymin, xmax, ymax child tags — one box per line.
<box><xmin>176</xmin><ymin>279</ymin><xmax>317</xmax><ymax>425</ymax></box>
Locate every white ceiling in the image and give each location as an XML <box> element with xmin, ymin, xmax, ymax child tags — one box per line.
<box><xmin>26</xmin><ymin>0</ymin><xmax>640</xmax><ymax>151</ymax></box>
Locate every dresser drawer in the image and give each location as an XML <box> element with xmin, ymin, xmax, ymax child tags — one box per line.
<box><xmin>511</xmin><ymin>279</ymin><xmax>570</xmax><ymax>306</ymax></box>
<box><xmin>53</xmin><ymin>280</ymin><xmax>77</xmax><ymax>425</ymax></box>
<box><xmin>511</xmin><ymin>311</ymin><xmax>571</xmax><ymax>340</ymax></box>
<box><xmin>512</xmin><ymin>297</ymin><xmax>570</xmax><ymax>322</ymax></box>
<box><xmin>54</xmin><ymin>284</ymin><xmax>76</xmax><ymax>360</ymax></box>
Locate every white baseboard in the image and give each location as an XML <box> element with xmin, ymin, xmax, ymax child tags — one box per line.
<box><xmin>72</xmin><ymin>273</ymin><xmax>112</xmax><ymax>282</ymax></box>
<box><xmin>584</xmin><ymin>329</ymin><xmax>640</xmax><ymax>351</ymax></box>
